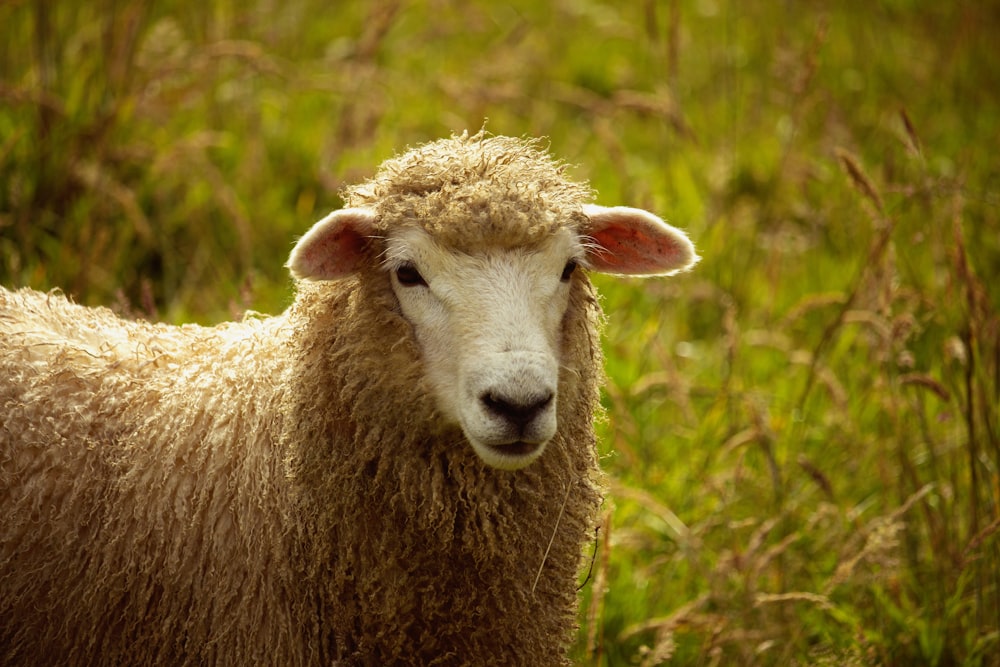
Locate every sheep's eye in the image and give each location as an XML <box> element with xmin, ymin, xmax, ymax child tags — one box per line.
<box><xmin>395</xmin><ymin>264</ymin><xmax>427</xmax><ymax>287</ymax></box>
<box><xmin>560</xmin><ymin>260</ymin><xmax>578</xmax><ymax>282</ymax></box>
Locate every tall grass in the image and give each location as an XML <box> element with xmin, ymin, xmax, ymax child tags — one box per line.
<box><xmin>2</xmin><ymin>1</ymin><xmax>998</xmax><ymax>664</ymax></box>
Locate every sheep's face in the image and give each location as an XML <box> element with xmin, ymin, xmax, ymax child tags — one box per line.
<box><xmin>382</xmin><ymin>225</ymin><xmax>580</xmax><ymax>470</ymax></box>
<box><xmin>288</xmin><ymin>198</ymin><xmax>698</xmax><ymax>471</ymax></box>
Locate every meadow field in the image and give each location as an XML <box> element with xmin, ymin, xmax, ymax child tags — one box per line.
<box><xmin>1</xmin><ymin>1</ymin><xmax>998</xmax><ymax>664</ymax></box>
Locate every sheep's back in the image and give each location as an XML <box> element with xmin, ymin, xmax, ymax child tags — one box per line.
<box><xmin>0</xmin><ymin>287</ymin><xmax>300</xmax><ymax>664</ymax></box>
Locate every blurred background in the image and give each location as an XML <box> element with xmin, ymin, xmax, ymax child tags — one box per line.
<box><xmin>2</xmin><ymin>1</ymin><xmax>998</xmax><ymax>663</ymax></box>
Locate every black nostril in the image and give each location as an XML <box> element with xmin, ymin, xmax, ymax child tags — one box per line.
<box><xmin>481</xmin><ymin>391</ymin><xmax>554</xmax><ymax>429</ymax></box>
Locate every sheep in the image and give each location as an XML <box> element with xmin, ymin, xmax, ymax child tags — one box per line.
<box><xmin>0</xmin><ymin>131</ymin><xmax>697</xmax><ymax>665</ymax></box>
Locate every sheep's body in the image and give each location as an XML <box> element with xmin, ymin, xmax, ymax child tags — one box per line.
<box><xmin>1</xmin><ymin>282</ymin><xmax>600</xmax><ymax>664</ymax></box>
<box><xmin>1</xmin><ymin>291</ymin><xmax>297</xmax><ymax>663</ymax></box>
<box><xmin>1</xmin><ymin>133</ymin><xmax>695</xmax><ymax>664</ymax></box>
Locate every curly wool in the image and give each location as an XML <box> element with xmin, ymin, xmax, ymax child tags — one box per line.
<box><xmin>1</xmin><ymin>134</ymin><xmax>606</xmax><ymax>665</ymax></box>
<box><xmin>284</xmin><ymin>269</ymin><xmax>604</xmax><ymax>664</ymax></box>
<box><xmin>1</xmin><ymin>289</ymin><xmax>295</xmax><ymax>664</ymax></box>
<box><xmin>347</xmin><ymin>132</ymin><xmax>594</xmax><ymax>250</ymax></box>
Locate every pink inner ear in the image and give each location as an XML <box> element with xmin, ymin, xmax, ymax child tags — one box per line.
<box><xmin>297</xmin><ymin>225</ymin><xmax>368</xmax><ymax>277</ymax></box>
<box><xmin>589</xmin><ymin>224</ymin><xmax>686</xmax><ymax>274</ymax></box>
<box><xmin>288</xmin><ymin>208</ymin><xmax>378</xmax><ymax>281</ymax></box>
<box><xmin>583</xmin><ymin>205</ymin><xmax>696</xmax><ymax>276</ymax></box>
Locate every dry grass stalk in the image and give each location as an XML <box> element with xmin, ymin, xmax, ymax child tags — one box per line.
<box><xmin>898</xmin><ymin>108</ymin><xmax>923</xmax><ymax>158</ymax></box>
<box><xmin>754</xmin><ymin>591</ymin><xmax>834</xmax><ymax>612</ymax></box>
<box><xmin>825</xmin><ymin>484</ymin><xmax>932</xmax><ymax>593</ymax></box>
<box><xmin>834</xmin><ymin>147</ymin><xmax>884</xmax><ymax>215</ymax></box>
<box><xmin>584</xmin><ymin>509</ymin><xmax>614</xmax><ymax>663</ymax></box>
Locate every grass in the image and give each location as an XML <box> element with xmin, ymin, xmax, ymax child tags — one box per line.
<box><xmin>2</xmin><ymin>1</ymin><xmax>999</xmax><ymax>664</ymax></box>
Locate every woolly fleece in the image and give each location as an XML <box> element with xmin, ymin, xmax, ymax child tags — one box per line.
<box><xmin>1</xmin><ymin>133</ymin><xmax>606</xmax><ymax>665</ymax></box>
<box><xmin>345</xmin><ymin>132</ymin><xmax>594</xmax><ymax>250</ymax></box>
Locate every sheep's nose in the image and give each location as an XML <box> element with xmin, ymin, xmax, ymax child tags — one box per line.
<box><xmin>481</xmin><ymin>390</ymin><xmax>554</xmax><ymax>430</ymax></box>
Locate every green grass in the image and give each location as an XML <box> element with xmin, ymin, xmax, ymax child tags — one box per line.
<box><xmin>2</xmin><ymin>1</ymin><xmax>998</xmax><ymax>664</ymax></box>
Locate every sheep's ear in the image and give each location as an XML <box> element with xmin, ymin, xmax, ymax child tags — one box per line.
<box><xmin>287</xmin><ymin>208</ymin><xmax>378</xmax><ymax>281</ymax></box>
<box><xmin>581</xmin><ymin>204</ymin><xmax>698</xmax><ymax>277</ymax></box>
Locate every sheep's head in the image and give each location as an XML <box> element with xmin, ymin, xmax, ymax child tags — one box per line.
<box><xmin>287</xmin><ymin>134</ymin><xmax>698</xmax><ymax>470</ymax></box>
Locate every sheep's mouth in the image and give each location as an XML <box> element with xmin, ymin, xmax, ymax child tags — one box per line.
<box><xmin>471</xmin><ymin>437</ymin><xmax>548</xmax><ymax>470</ymax></box>
<box><xmin>488</xmin><ymin>440</ymin><xmax>542</xmax><ymax>458</ymax></box>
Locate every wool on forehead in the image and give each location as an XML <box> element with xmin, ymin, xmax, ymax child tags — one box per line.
<box><xmin>344</xmin><ymin>132</ymin><xmax>594</xmax><ymax>250</ymax></box>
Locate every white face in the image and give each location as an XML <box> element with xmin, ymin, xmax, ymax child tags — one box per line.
<box><xmin>288</xmin><ymin>202</ymin><xmax>697</xmax><ymax>471</ymax></box>
<box><xmin>384</xmin><ymin>227</ymin><xmax>582</xmax><ymax>471</ymax></box>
